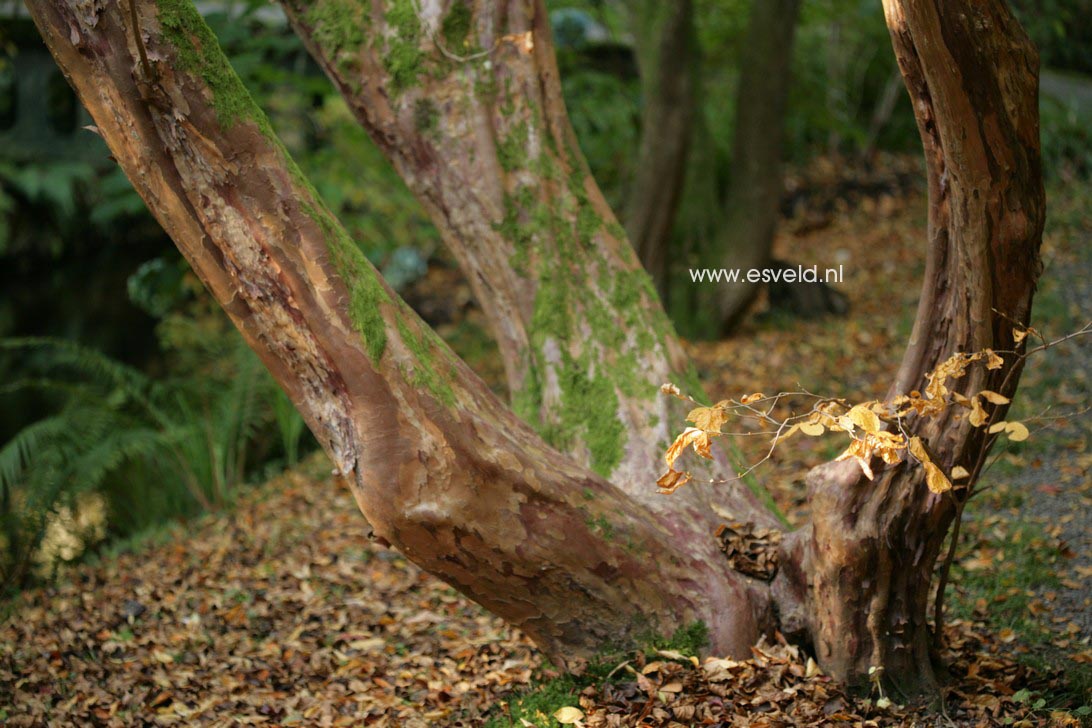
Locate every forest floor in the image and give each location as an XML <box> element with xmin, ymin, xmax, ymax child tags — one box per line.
<box><xmin>1</xmin><ymin>168</ymin><xmax>1089</xmax><ymax>726</ymax></box>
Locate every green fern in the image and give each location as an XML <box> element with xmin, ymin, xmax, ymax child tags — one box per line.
<box><xmin>0</xmin><ymin>333</ymin><xmax>311</xmax><ymax>589</ymax></box>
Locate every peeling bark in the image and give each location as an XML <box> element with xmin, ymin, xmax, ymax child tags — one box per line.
<box><xmin>28</xmin><ymin>0</ymin><xmax>1047</xmax><ymax>697</ymax></box>
<box><xmin>275</xmin><ymin>0</ymin><xmax>781</xmax><ymax>531</ymax></box>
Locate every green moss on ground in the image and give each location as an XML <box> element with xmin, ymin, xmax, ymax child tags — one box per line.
<box><xmin>483</xmin><ymin>622</ymin><xmax>708</xmax><ymax>728</ymax></box>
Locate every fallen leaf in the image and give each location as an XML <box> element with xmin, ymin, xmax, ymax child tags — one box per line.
<box><xmin>553</xmin><ymin>706</ymin><xmax>585</xmax><ymax>724</ymax></box>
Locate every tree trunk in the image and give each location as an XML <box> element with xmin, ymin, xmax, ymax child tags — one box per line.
<box><xmin>624</xmin><ymin>0</ymin><xmax>697</xmax><ymax>303</ymax></box>
<box><xmin>798</xmin><ymin>0</ymin><xmax>1045</xmax><ymax>694</ymax></box>
<box><xmin>714</xmin><ymin>0</ymin><xmax>802</xmax><ymax>331</ymax></box>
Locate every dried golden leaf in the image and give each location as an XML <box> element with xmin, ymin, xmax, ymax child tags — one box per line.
<box><xmin>656</xmin><ymin>649</ymin><xmax>688</xmax><ymax>661</ymax></box>
<box><xmin>740</xmin><ymin>392</ymin><xmax>766</xmax><ymax>405</ymax></box>
<box><xmin>988</xmin><ymin>421</ymin><xmax>1030</xmax><ymax>441</ymax></box>
<box><xmin>969</xmin><ymin>396</ymin><xmax>989</xmax><ymax>427</ymax></box>
<box><xmin>664</xmin><ymin>427</ymin><xmax>713</xmax><ymax>468</ymax></box>
<box><xmin>836</xmin><ymin>439</ymin><xmax>875</xmax><ymax>480</ymax></box>
<box><xmin>907</xmin><ymin>435</ymin><xmax>929</xmax><ymax>462</ymax></box>
<box><xmin>687</xmin><ymin>406</ymin><xmax>728</xmax><ymax>433</ymax></box>
<box><xmin>924</xmin><ymin>462</ymin><xmax>952</xmax><ymax>494</ymax></box>
<box><xmin>773</xmin><ymin>423</ymin><xmax>800</xmax><ymax>443</ymax></box>
<box><xmin>656</xmin><ymin>468</ymin><xmax>691</xmax><ymax>494</ymax></box>
<box><xmin>871</xmin><ymin>430</ymin><xmax>906</xmax><ymax>463</ymax></box>
<box><xmin>978</xmin><ymin>390</ymin><xmax>1010</xmax><ymax>405</ymax></box>
<box><xmin>1013</xmin><ymin>328</ymin><xmax>1028</xmax><ymax>343</ymax></box>
<box><xmin>909</xmin><ymin>436</ymin><xmax>952</xmax><ymax>493</ymax></box>
<box><xmin>1005</xmin><ymin>421</ymin><xmax>1030</xmax><ymax>442</ymax></box>
<box><xmin>985</xmin><ymin>349</ymin><xmax>1004</xmax><ymax>370</ymax></box>
<box><xmin>553</xmin><ymin>706</ymin><xmax>585</xmax><ymax>724</ymax></box>
<box><xmin>800</xmin><ymin>421</ymin><xmax>825</xmax><ymax>437</ymax></box>
<box><xmin>660</xmin><ymin>383</ymin><xmax>682</xmax><ymax>398</ymax></box>
<box><xmin>924</xmin><ymin>351</ymin><xmax>977</xmax><ymax>404</ymax></box>
<box><xmin>846</xmin><ymin>403</ymin><xmax>882</xmax><ymax>434</ymax></box>
<box><xmin>951</xmin><ymin>465</ymin><xmax>971</xmax><ymax>479</ymax></box>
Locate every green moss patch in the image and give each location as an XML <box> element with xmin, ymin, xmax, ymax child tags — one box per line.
<box><xmin>154</xmin><ymin>0</ymin><xmax>271</xmax><ymax>133</ymax></box>
<box><xmin>301</xmin><ymin>202</ymin><xmax>390</xmax><ymax>364</ymax></box>
<box><xmin>384</xmin><ymin>0</ymin><xmax>425</xmax><ymax>94</ymax></box>
<box><xmin>440</xmin><ymin>0</ymin><xmax>474</xmax><ymax>51</ymax></box>
<box><xmin>396</xmin><ymin>317</ymin><xmax>457</xmax><ymax>406</ymax></box>
<box><xmin>305</xmin><ymin>0</ymin><xmax>367</xmax><ymax>77</ymax></box>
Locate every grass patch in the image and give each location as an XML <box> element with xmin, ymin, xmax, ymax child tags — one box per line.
<box><xmin>948</xmin><ymin>506</ymin><xmax>1063</xmax><ymax>639</ymax></box>
<box><xmin>484</xmin><ymin>622</ymin><xmax>708</xmax><ymax>727</ymax></box>
<box><xmin>946</xmin><ymin>502</ymin><xmax>1091</xmax><ymax>717</ymax></box>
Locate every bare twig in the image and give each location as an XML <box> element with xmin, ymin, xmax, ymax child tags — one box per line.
<box><xmin>127</xmin><ymin>0</ymin><xmax>156</xmax><ymax>83</ymax></box>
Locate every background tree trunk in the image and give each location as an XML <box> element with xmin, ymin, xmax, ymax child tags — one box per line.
<box><xmin>799</xmin><ymin>0</ymin><xmax>1045</xmax><ymax>695</ymax></box>
<box><xmin>624</xmin><ymin>0</ymin><xmax>697</xmax><ymax>303</ymax></box>
<box><xmin>713</xmin><ymin>0</ymin><xmax>803</xmax><ymax>332</ymax></box>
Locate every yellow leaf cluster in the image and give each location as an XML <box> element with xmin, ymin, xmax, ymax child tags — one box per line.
<box><xmin>988</xmin><ymin>420</ymin><xmax>1030</xmax><ymax>441</ymax></box>
<box><xmin>657</xmin><ymin>345</ymin><xmax>1024</xmax><ymax>498</ymax></box>
<box><xmin>686</xmin><ymin>405</ymin><xmax>728</xmax><ymax>433</ymax></box>
<box><xmin>774</xmin><ymin>402</ymin><xmax>852</xmax><ymax>443</ymax></box>
<box><xmin>658</xmin><ymin>427</ymin><xmax>716</xmax><ymax>494</ymax></box>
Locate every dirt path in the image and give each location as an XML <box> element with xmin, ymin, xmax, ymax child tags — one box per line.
<box><xmin>1042</xmin><ymin>69</ymin><xmax>1092</xmax><ymax>116</ymax></box>
<box><xmin>1001</xmin><ymin>198</ymin><xmax>1092</xmax><ymax>635</ymax></box>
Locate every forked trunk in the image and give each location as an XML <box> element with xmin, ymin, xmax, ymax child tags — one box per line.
<box><xmin>28</xmin><ymin>0</ymin><xmax>1045</xmax><ymax>699</ymax></box>
<box><xmin>275</xmin><ymin>0</ymin><xmax>779</xmax><ymax>530</ymax></box>
<box><xmin>25</xmin><ymin>0</ymin><xmax>770</xmax><ymax>661</ymax></box>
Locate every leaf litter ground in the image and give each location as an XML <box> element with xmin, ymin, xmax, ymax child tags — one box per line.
<box><xmin>2</xmin><ymin>159</ymin><xmax>1089</xmax><ymax>725</ymax></box>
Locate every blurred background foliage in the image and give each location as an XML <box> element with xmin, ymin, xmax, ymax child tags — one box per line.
<box><xmin>0</xmin><ymin>0</ymin><xmax>1089</xmax><ymax>592</ymax></box>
